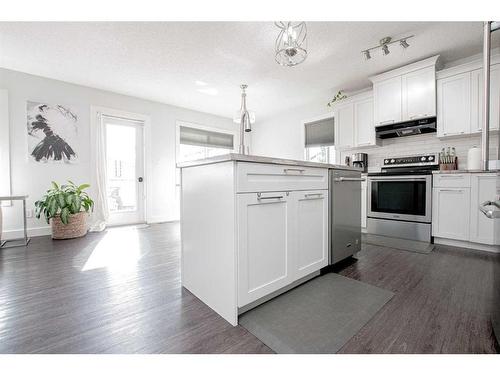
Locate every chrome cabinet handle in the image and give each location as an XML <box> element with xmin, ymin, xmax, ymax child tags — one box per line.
<box><xmin>439</xmin><ymin>175</ymin><xmax>464</xmax><ymax>178</ymax></box>
<box><xmin>438</xmin><ymin>189</ymin><xmax>464</xmax><ymax>192</ymax></box>
<box><xmin>356</xmin><ymin>141</ymin><xmax>372</xmax><ymax>146</ymax></box>
<box><xmin>334</xmin><ymin>177</ymin><xmax>366</xmax><ymax>182</ymax></box>
<box><xmin>257</xmin><ymin>193</ymin><xmax>283</xmax><ymax>201</ymax></box>
<box><xmin>283</xmin><ymin>168</ymin><xmax>305</xmax><ymax>174</ymax></box>
<box><xmin>479</xmin><ymin>200</ymin><xmax>500</xmax><ymax>219</ymax></box>
<box><xmin>304</xmin><ymin>193</ymin><xmax>324</xmax><ymax>199</ymax></box>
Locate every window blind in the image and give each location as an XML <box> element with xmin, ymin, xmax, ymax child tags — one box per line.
<box><xmin>179</xmin><ymin>126</ymin><xmax>234</xmax><ymax>149</ymax></box>
<box><xmin>304</xmin><ymin>117</ymin><xmax>335</xmax><ymax>147</ymax></box>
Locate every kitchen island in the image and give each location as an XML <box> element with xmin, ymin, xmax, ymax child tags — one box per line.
<box><xmin>178</xmin><ymin>153</ymin><xmax>358</xmax><ymax>325</ymax></box>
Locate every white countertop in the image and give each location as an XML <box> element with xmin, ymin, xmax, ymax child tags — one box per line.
<box><xmin>432</xmin><ymin>169</ymin><xmax>499</xmax><ymax>174</ymax></box>
<box><xmin>177</xmin><ymin>153</ymin><xmax>361</xmax><ymax>171</ymax></box>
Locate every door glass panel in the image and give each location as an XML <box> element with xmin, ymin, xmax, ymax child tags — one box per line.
<box><xmin>106</xmin><ymin>124</ymin><xmax>137</xmax><ymax>213</ymax></box>
<box><xmin>371</xmin><ymin>181</ymin><xmax>426</xmax><ymax>216</ymax></box>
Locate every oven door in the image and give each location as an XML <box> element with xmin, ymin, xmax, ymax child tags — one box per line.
<box><xmin>367</xmin><ymin>175</ymin><xmax>432</xmax><ymax>223</ymax></box>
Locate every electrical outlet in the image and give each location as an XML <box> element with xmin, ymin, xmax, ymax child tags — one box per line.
<box><xmin>26</xmin><ymin>208</ymin><xmax>33</xmax><ymax>218</ymax></box>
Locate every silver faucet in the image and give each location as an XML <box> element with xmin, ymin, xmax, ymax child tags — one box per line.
<box><xmin>238</xmin><ymin>84</ymin><xmax>252</xmax><ymax>155</ymax></box>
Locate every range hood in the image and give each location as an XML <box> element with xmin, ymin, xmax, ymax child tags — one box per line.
<box><xmin>375</xmin><ymin>117</ymin><xmax>437</xmax><ymax>139</ymax></box>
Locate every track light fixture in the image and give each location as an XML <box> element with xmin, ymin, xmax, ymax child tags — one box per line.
<box><xmin>361</xmin><ymin>35</ymin><xmax>414</xmax><ymax>61</ymax></box>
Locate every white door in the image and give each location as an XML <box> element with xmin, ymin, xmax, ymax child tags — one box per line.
<box><xmin>374</xmin><ymin>76</ymin><xmax>402</xmax><ymax>125</ymax></box>
<box><xmin>354</xmin><ymin>97</ymin><xmax>375</xmax><ymax>147</ymax></box>
<box><xmin>470</xmin><ymin>64</ymin><xmax>500</xmax><ymax>133</ymax></box>
<box><xmin>104</xmin><ymin>117</ymin><xmax>145</xmax><ymax>226</ymax></box>
<box><xmin>294</xmin><ymin>190</ymin><xmax>329</xmax><ymax>279</ymax></box>
<box><xmin>335</xmin><ymin>103</ymin><xmax>354</xmax><ymax>149</ymax></box>
<box><xmin>402</xmin><ymin>66</ymin><xmax>436</xmax><ymax>121</ymax></box>
<box><xmin>470</xmin><ymin>174</ymin><xmax>499</xmax><ymax>245</ymax></box>
<box><xmin>437</xmin><ymin>72</ymin><xmax>471</xmax><ymax>137</ymax></box>
<box><xmin>432</xmin><ymin>188</ymin><xmax>470</xmax><ymax>240</ymax></box>
<box><xmin>237</xmin><ymin>192</ymin><xmax>293</xmax><ymax>306</ymax></box>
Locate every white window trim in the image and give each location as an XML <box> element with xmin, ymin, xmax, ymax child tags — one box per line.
<box><xmin>175</xmin><ymin>120</ymin><xmax>238</xmax><ymax>165</ymax></box>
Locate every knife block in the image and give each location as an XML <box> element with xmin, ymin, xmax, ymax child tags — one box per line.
<box><xmin>439</xmin><ymin>156</ymin><xmax>458</xmax><ymax>171</ymax></box>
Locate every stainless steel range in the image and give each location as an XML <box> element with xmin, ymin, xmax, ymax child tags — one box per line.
<box><xmin>367</xmin><ymin>153</ymin><xmax>439</xmax><ymax>242</ymax></box>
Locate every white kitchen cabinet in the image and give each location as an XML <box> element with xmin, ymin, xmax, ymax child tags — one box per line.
<box><xmin>371</xmin><ymin>56</ymin><xmax>439</xmax><ymax>126</ymax></box>
<box><xmin>437</xmin><ymin>72</ymin><xmax>471</xmax><ymax>137</ymax></box>
<box><xmin>361</xmin><ymin>178</ymin><xmax>367</xmax><ymax>230</ymax></box>
<box><xmin>294</xmin><ymin>190</ymin><xmax>329</xmax><ymax>279</ymax></box>
<box><xmin>402</xmin><ymin>66</ymin><xmax>436</xmax><ymax>121</ymax></box>
<box><xmin>180</xmin><ymin>157</ymin><xmax>332</xmax><ymax>325</ymax></box>
<box><xmin>354</xmin><ymin>97</ymin><xmax>376</xmax><ymax>147</ymax></box>
<box><xmin>332</xmin><ymin>92</ymin><xmax>379</xmax><ymax>149</ymax></box>
<box><xmin>471</xmin><ymin>65</ymin><xmax>500</xmax><ymax>133</ymax></box>
<box><xmin>237</xmin><ymin>192</ymin><xmax>293</xmax><ymax>306</ymax></box>
<box><xmin>432</xmin><ymin>187</ymin><xmax>470</xmax><ymax>241</ymax></box>
<box><xmin>469</xmin><ymin>174</ymin><xmax>500</xmax><ymax>245</ymax></box>
<box><xmin>373</xmin><ymin>76</ymin><xmax>402</xmax><ymax>126</ymax></box>
<box><xmin>335</xmin><ymin>102</ymin><xmax>355</xmax><ymax>149</ymax></box>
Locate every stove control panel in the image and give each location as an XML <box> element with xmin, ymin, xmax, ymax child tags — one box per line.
<box><xmin>383</xmin><ymin>154</ymin><xmax>438</xmax><ymax>167</ymax></box>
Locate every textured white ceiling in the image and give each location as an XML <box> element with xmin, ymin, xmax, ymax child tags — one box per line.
<box><xmin>0</xmin><ymin>22</ymin><xmax>493</xmax><ymax>120</ymax></box>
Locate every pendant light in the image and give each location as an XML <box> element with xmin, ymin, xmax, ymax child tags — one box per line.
<box><xmin>275</xmin><ymin>22</ymin><xmax>308</xmax><ymax>67</ymax></box>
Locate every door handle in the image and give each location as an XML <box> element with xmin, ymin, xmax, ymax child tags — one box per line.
<box><xmin>138</xmin><ymin>177</ymin><xmax>144</xmax><ymax>182</ymax></box>
<box><xmin>334</xmin><ymin>177</ymin><xmax>366</xmax><ymax>182</ymax></box>
<box><xmin>480</xmin><ymin>200</ymin><xmax>500</xmax><ymax>219</ymax></box>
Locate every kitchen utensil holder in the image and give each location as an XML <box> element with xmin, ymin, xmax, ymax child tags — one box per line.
<box><xmin>439</xmin><ymin>156</ymin><xmax>458</xmax><ymax>171</ymax></box>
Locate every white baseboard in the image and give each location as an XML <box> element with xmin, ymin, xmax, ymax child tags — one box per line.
<box><xmin>434</xmin><ymin>237</ymin><xmax>500</xmax><ymax>253</ymax></box>
<box><xmin>1</xmin><ymin>225</ymin><xmax>51</xmax><ymax>240</ymax></box>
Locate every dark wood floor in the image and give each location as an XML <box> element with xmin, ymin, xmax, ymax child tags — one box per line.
<box><xmin>0</xmin><ymin>222</ymin><xmax>498</xmax><ymax>353</ymax></box>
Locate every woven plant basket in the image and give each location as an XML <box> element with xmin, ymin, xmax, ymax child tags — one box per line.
<box><xmin>51</xmin><ymin>211</ymin><xmax>88</xmax><ymax>240</ymax></box>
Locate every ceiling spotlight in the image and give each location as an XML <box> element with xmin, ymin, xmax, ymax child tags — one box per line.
<box><xmin>400</xmin><ymin>39</ymin><xmax>410</xmax><ymax>49</ymax></box>
<box><xmin>360</xmin><ymin>35</ymin><xmax>414</xmax><ymax>61</ymax></box>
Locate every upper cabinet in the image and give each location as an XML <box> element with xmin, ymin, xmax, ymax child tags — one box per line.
<box><xmin>370</xmin><ymin>55</ymin><xmax>439</xmax><ymax>127</ymax></box>
<box><xmin>437</xmin><ymin>71</ymin><xmax>471</xmax><ymax>137</ymax></box>
<box><xmin>437</xmin><ymin>57</ymin><xmax>500</xmax><ymax>138</ymax></box>
<box><xmin>402</xmin><ymin>66</ymin><xmax>437</xmax><ymax>121</ymax></box>
<box><xmin>373</xmin><ymin>76</ymin><xmax>402</xmax><ymax>125</ymax></box>
<box><xmin>332</xmin><ymin>91</ymin><xmax>380</xmax><ymax>149</ymax></box>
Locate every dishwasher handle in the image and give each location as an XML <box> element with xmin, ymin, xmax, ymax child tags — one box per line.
<box><xmin>334</xmin><ymin>177</ymin><xmax>366</xmax><ymax>182</ymax></box>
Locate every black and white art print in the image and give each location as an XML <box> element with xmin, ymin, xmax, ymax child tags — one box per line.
<box><xmin>26</xmin><ymin>101</ymin><xmax>79</xmax><ymax>163</ymax></box>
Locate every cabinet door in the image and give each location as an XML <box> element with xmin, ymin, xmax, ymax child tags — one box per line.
<box><xmin>471</xmin><ymin>64</ymin><xmax>500</xmax><ymax>133</ymax></box>
<box><xmin>437</xmin><ymin>72</ymin><xmax>471</xmax><ymax>137</ymax></box>
<box><xmin>354</xmin><ymin>97</ymin><xmax>375</xmax><ymax>147</ymax></box>
<box><xmin>470</xmin><ymin>174</ymin><xmax>499</xmax><ymax>245</ymax></box>
<box><xmin>237</xmin><ymin>192</ymin><xmax>293</xmax><ymax>306</ymax></box>
<box><xmin>335</xmin><ymin>103</ymin><xmax>354</xmax><ymax>149</ymax></box>
<box><xmin>402</xmin><ymin>66</ymin><xmax>436</xmax><ymax>121</ymax></box>
<box><xmin>432</xmin><ymin>188</ymin><xmax>470</xmax><ymax>240</ymax></box>
<box><xmin>361</xmin><ymin>179</ymin><xmax>367</xmax><ymax>229</ymax></box>
<box><xmin>294</xmin><ymin>190</ymin><xmax>329</xmax><ymax>279</ymax></box>
<box><xmin>373</xmin><ymin>76</ymin><xmax>402</xmax><ymax>126</ymax></box>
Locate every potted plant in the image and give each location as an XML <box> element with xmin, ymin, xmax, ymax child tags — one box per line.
<box><xmin>35</xmin><ymin>181</ymin><xmax>94</xmax><ymax>239</ymax></box>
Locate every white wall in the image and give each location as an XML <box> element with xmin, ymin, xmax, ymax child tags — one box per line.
<box><xmin>251</xmin><ymin>100</ymin><xmax>328</xmax><ymax>160</ymax></box>
<box><xmin>0</xmin><ymin>68</ymin><xmax>235</xmax><ymax>239</ymax></box>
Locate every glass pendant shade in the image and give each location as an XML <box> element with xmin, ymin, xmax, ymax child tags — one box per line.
<box><xmin>275</xmin><ymin>22</ymin><xmax>307</xmax><ymax>67</ymax></box>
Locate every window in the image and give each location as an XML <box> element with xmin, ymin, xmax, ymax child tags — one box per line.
<box><xmin>305</xmin><ymin>146</ymin><xmax>336</xmax><ymax>164</ymax></box>
<box><xmin>304</xmin><ymin>116</ymin><xmax>336</xmax><ymax>164</ymax></box>
<box><xmin>176</xmin><ymin>123</ymin><xmax>236</xmax><ymax>163</ymax></box>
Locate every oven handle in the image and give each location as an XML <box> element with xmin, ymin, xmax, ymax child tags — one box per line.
<box><xmin>368</xmin><ymin>177</ymin><xmax>429</xmax><ymax>182</ymax></box>
<box><xmin>334</xmin><ymin>177</ymin><xmax>366</xmax><ymax>182</ymax></box>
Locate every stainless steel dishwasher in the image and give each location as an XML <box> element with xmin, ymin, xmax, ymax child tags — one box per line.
<box><xmin>329</xmin><ymin>169</ymin><xmax>363</xmax><ymax>265</ymax></box>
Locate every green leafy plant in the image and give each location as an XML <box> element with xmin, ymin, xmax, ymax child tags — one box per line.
<box><xmin>327</xmin><ymin>90</ymin><xmax>348</xmax><ymax>107</ymax></box>
<box><xmin>35</xmin><ymin>181</ymin><xmax>94</xmax><ymax>225</ymax></box>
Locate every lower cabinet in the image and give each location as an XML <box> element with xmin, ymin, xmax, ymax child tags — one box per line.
<box><xmin>237</xmin><ymin>190</ymin><xmax>328</xmax><ymax>307</ymax></box>
<box><xmin>432</xmin><ymin>173</ymin><xmax>499</xmax><ymax>246</ymax></box>
<box><xmin>470</xmin><ymin>174</ymin><xmax>499</xmax><ymax>245</ymax></box>
<box><xmin>432</xmin><ymin>188</ymin><xmax>470</xmax><ymax>240</ymax></box>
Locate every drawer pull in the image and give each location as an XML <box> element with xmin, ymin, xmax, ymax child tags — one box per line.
<box><xmin>257</xmin><ymin>193</ymin><xmax>283</xmax><ymax>201</ymax></box>
<box><xmin>304</xmin><ymin>193</ymin><xmax>323</xmax><ymax>199</ymax></box>
<box><xmin>439</xmin><ymin>175</ymin><xmax>464</xmax><ymax>178</ymax></box>
<box><xmin>379</xmin><ymin>119</ymin><xmax>395</xmax><ymax>125</ymax></box>
<box><xmin>283</xmin><ymin>168</ymin><xmax>305</xmax><ymax>174</ymax></box>
<box><xmin>438</xmin><ymin>189</ymin><xmax>464</xmax><ymax>192</ymax></box>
